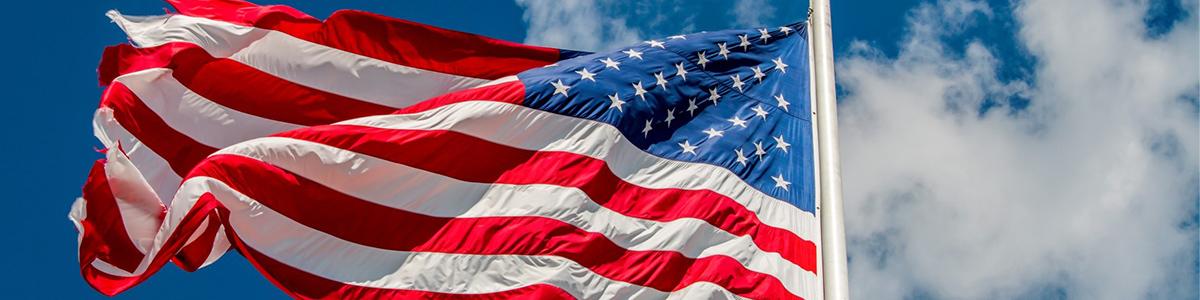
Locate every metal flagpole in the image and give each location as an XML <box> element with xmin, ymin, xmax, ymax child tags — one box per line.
<box><xmin>809</xmin><ymin>0</ymin><xmax>850</xmax><ymax>298</ymax></box>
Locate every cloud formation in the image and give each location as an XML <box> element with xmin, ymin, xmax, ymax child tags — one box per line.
<box><xmin>732</xmin><ymin>0</ymin><xmax>777</xmax><ymax>27</ymax></box>
<box><xmin>512</xmin><ymin>0</ymin><xmax>801</xmax><ymax>51</ymax></box>
<box><xmin>837</xmin><ymin>0</ymin><xmax>1198</xmax><ymax>298</ymax></box>
<box><xmin>513</xmin><ymin>0</ymin><xmax>643</xmax><ymax>51</ymax></box>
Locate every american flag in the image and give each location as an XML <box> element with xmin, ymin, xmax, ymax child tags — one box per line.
<box><xmin>69</xmin><ymin>0</ymin><xmax>821</xmax><ymax>299</ymax></box>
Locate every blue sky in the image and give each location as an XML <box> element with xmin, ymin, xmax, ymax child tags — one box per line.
<box><xmin>2</xmin><ymin>0</ymin><xmax>1196</xmax><ymax>299</ymax></box>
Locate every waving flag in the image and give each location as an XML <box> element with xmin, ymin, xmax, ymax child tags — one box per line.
<box><xmin>70</xmin><ymin>0</ymin><xmax>823</xmax><ymax>299</ymax></box>
<box><xmin>72</xmin><ymin>0</ymin><xmax>578</xmax><ymax>294</ymax></box>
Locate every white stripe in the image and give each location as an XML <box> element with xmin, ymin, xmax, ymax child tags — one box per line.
<box><xmin>198</xmin><ymin>175</ymin><xmax>760</xmax><ymax>299</ymax></box>
<box><xmin>93</xmin><ymin>108</ymin><xmax>180</xmax><ymax>205</ymax></box>
<box><xmin>101</xmin><ymin>147</ymin><xmax>163</xmax><ymax>254</ymax></box>
<box><xmin>666</xmin><ymin>285</ymin><xmax>744</xmax><ymax>300</ymax></box>
<box><xmin>68</xmin><ymin>197</ymin><xmax>86</xmax><ymax>243</ymax></box>
<box><xmin>337</xmin><ymin>100</ymin><xmax>818</xmax><ymax>240</ymax></box>
<box><xmin>91</xmin><ymin>258</ymin><xmax>137</xmax><ymax>277</ymax></box>
<box><xmin>114</xmin><ymin>68</ymin><xmax>304</xmax><ymax>149</ymax></box>
<box><xmin>107</xmin><ymin>12</ymin><xmax>264</xmax><ymax>58</ymax></box>
<box><xmin>215</xmin><ymin>137</ymin><xmax>818</xmax><ymax>295</ymax></box>
<box><xmin>479</xmin><ymin>75</ymin><xmax>520</xmax><ymax>87</ymax></box>
<box><xmin>107</xmin><ymin>11</ymin><xmax>491</xmax><ymax>109</ymax></box>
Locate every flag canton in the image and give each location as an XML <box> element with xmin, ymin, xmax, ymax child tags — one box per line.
<box><xmin>517</xmin><ymin>24</ymin><xmax>815</xmax><ymax>212</ymax></box>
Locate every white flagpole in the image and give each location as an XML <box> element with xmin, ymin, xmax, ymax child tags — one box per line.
<box><xmin>809</xmin><ymin>0</ymin><xmax>850</xmax><ymax>298</ymax></box>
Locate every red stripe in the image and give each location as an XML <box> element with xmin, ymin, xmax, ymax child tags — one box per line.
<box><xmin>80</xmin><ymin>193</ymin><xmax>224</xmax><ymax>296</ymax></box>
<box><xmin>166</xmin><ymin>0</ymin><xmax>564</xmax><ymax>79</ymax></box>
<box><xmin>99</xmin><ymin>43</ymin><xmax>396</xmax><ymax>126</ymax></box>
<box><xmin>99</xmin><ymin>82</ymin><xmax>218</xmax><ymax>176</ymax></box>
<box><xmin>393</xmin><ymin>80</ymin><xmax>527</xmax><ymax>114</ymax></box>
<box><xmin>276</xmin><ymin>125</ymin><xmax>818</xmax><ymax>273</ymax></box>
<box><xmin>165</xmin><ymin>0</ymin><xmax>320</xmax><ymax>33</ymax></box>
<box><xmin>78</xmin><ymin>159</ymin><xmax>147</xmax><ymax>273</ymax></box>
<box><xmin>194</xmin><ymin>154</ymin><xmax>801</xmax><ymax>300</ymax></box>
<box><xmin>223</xmin><ymin>226</ymin><xmax>575</xmax><ymax>300</ymax></box>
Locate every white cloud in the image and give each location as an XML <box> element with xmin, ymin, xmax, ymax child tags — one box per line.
<box><xmin>513</xmin><ymin>0</ymin><xmax>642</xmax><ymax>51</ymax></box>
<box><xmin>837</xmin><ymin>0</ymin><xmax>1198</xmax><ymax>299</ymax></box>
<box><xmin>513</xmin><ymin>0</ymin><xmax>724</xmax><ymax>51</ymax></box>
<box><xmin>732</xmin><ymin>0</ymin><xmax>777</xmax><ymax>27</ymax></box>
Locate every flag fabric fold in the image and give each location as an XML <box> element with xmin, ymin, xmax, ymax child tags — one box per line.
<box><xmin>69</xmin><ymin>0</ymin><xmax>820</xmax><ymax>299</ymax></box>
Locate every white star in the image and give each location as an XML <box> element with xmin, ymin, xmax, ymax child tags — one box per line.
<box><xmin>550</xmin><ymin>79</ymin><xmax>570</xmax><ymax>96</ymax></box>
<box><xmin>758</xmin><ymin>28</ymin><xmax>772</xmax><ymax>43</ymax></box>
<box><xmin>730</xmin><ymin>74</ymin><xmax>746</xmax><ymax>92</ymax></box>
<box><xmin>751</xmin><ymin>66</ymin><xmax>766</xmax><ymax>82</ymax></box>
<box><xmin>703</xmin><ymin>128</ymin><xmax>724</xmax><ymax>138</ymax></box>
<box><xmin>772</xmin><ymin>57</ymin><xmax>788</xmax><ymax>73</ymax></box>
<box><xmin>668</xmin><ymin>34</ymin><xmax>687</xmax><ymax>40</ymax></box>
<box><xmin>700</xmin><ymin>87</ymin><xmax>720</xmax><ymax>103</ymax></box>
<box><xmin>753</xmin><ymin>140</ymin><xmax>767</xmax><ymax>159</ymax></box>
<box><xmin>773</xmin><ymin>135</ymin><xmax>791</xmax><ymax>153</ymax></box>
<box><xmin>738</xmin><ymin>34</ymin><xmax>751</xmax><ymax>51</ymax></box>
<box><xmin>642</xmin><ymin>120</ymin><xmax>653</xmax><ymax>137</ymax></box>
<box><xmin>632</xmin><ymin>81</ymin><xmax>648</xmax><ymax>101</ymax></box>
<box><xmin>734</xmin><ymin>148</ymin><xmax>750</xmax><ymax>166</ymax></box>
<box><xmin>686</xmin><ymin>98</ymin><xmax>699</xmax><ymax>116</ymax></box>
<box><xmin>664</xmin><ymin>108</ymin><xmax>676</xmax><ymax>127</ymax></box>
<box><xmin>575</xmin><ymin>68</ymin><xmax>597</xmax><ymax>82</ymax></box>
<box><xmin>654</xmin><ymin>72</ymin><xmax>668</xmax><ymax>89</ymax></box>
<box><xmin>696</xmin><ymin>51</ymin><xmax>710</xmax><ymax>69</ymax></box>
<box><xmin>608</xmin><ymin>93</ymin><xmax>626</xmax><ymax>112</ymax></box>
<box><xmin>728</xmin><ymin>116</ymin><xmax>748</xmax><ymax>128</ymax></box>
<box><xmin>779</xmin><ymin>26</ymin><xmax>794</xmax><ymax>36</ymax></box>
<box><xmin>774</xmin><ymin>94</ymin><xmax>790</xmax><ymax>111</ymax></box>
<box><xmin>752</xmin><ymin>105</ymin><xmax>769</xmax><ymax>119</ymax></box>
<box><xmin>622</xmin><ymin>48</ymin><xmax>644</xmax><ymax>60</ymax></box>
<box><xmin>678</xmin><ymin>140</ymin><xmax>698</xmax><ymax>155</ymax></box>
<box><xmin>717</xmin><ymin>43</ymin><xmax>731</xmax><ymax>59</ymax></box>
<box><xmin>600</xmin><ymin>57</ymin><xmax>621</xmax><ymax>70</ymax></box>
<box><xmin>645</xmin><ymin>39</ymin><xmax>666</xmax><ymax>49</ymax></box>
<box><xmin>772</xmin><ymin>174</ymin><xmax>791</xmax><ymax>191</ymax></box>
<box><xmin>674</xmin><ymin>62</ymin><xmax>688</xmax><ymax>81</ymax></box>
<box><xmin>707</xmin><ymin>87</ymin><xmax>722</xmax><ymax>103</ymax></box>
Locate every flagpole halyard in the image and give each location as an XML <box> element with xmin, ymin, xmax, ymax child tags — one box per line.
<box><xmin>809</xmin><ymin>0</ymin><xmax>850</xmax><ymax>298</ymax></box>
